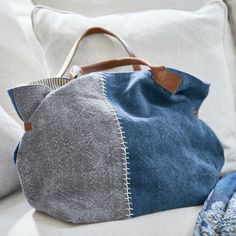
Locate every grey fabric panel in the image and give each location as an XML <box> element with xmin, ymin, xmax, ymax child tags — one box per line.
<box><xmin>16</xmin><ymin>73</ymin><xmax>128</xmax><ymax>223</ymax></box>
<box><xmin>12</xmin><ymin>85</ymin><xmax>51</xmax><ymax>121</ymax></box>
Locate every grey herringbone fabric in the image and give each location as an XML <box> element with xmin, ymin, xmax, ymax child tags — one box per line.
<box><xmin>12</xmin><ymin>74</ymin><xmax>128</xmax><ymax>223</ymax></box>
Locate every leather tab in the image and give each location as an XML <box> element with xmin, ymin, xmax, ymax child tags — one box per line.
<box><xmin>153</xmin><ymin>69</ymin><xmax>182</xmax><ymax>93</ymax></box>
<box><xmin>24</xmin><ymin>122</ymin><xmax>32</xmax><ymax>131</ymax></box>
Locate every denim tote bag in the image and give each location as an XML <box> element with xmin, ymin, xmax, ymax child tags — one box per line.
<box><xmin>8</xmin><ymin>27</ymin><xmax>224</xmax><ymax>223</ymax></box>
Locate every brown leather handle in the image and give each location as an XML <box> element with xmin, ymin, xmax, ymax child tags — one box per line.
<box><xmin>78</xmin><ymin>57</ymin><xmax>182</xmax><ymax>93</ymax></box>
<box><xmin>80</xmin><ymin>57</ymin><xmax>160</xmax><ymax>74</ymax></box>
<box><xmin>57</xmin><ymin>27</ymin><xmax>141</xmax><ymax>77</ymax></box>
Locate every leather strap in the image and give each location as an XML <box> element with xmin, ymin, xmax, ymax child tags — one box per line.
<box><xmin>78</xmin><ymin>57</ymin><xmax>182</xmax><ymax>93</ymax></box>
<box><xmin>80</xmin><ymin>57</ymin><xmax>160</xmax><ymax>74</ymax></box>
<box><xmin>57</xmin><ymin>27</ymin><xmax>141</xmax><ymax>77</ymax></box>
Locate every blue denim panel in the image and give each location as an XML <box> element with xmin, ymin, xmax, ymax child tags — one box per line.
<box><xmin>8</xmin><ymin>89</ymin><xmax>23</xmax><ymax>121</ymax></box>
<box><xmin>104</xmin><ymin>69</ymin><xmax>224</xmax><ymax>217</ymax></box>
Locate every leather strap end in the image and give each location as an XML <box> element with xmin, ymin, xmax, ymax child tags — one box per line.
<box><xmin>154</xmin><ymin>69</ymin><xmax>182</xmax><ymax>94</ymax></box>
<box><xmin>24</xmin><ymin>122</ymin><xmax>32</xmax><ymax>131</ymax></box>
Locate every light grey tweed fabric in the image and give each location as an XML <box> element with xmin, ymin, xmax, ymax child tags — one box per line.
<box><xmin>13</xmin><ymin>85</ymin><xmax>51</xmax><ymax>121</ymax></box>
<box><xmin>12</xmin><ymin>74</ymin><xmax>128</xmax><ymax>223</ymax></box>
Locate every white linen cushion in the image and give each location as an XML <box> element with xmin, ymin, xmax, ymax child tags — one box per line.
<box><xmin>8</xmin><ymin>0</ymin><xmax>45</xmax><ymax>66</ymax></box>
<box><xmin>0</xmin><ymin>0</ymin><xmax>44</xmax><ymax>124</ymax></box>
<box><xmin>32</xmin><ymin>1</ymin><xmax>236</xmax><ymax>173</ymax></box>
<box><xmin>0</xmin><ymin>106</ymin><xmax>23</xmax><ymax>198</ymax></box>
<box><xmin>31</xmin><ymin>0</ymin><xmax>211</xmax><ymax>16</ymax></box>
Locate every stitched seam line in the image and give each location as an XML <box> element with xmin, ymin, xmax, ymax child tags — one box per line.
<box><xmin>98</xmin><ymin>73</ymin><xmax>133</xmax><ymax>218</ymax></box>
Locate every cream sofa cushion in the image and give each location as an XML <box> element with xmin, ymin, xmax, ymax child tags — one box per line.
<box><xmin>0</xmin><ymin>106</ymin><xmax>23</xmax><ymax>198</ymax></box>
<box><xmin>0</xmin><ymin>0</ymin><xmax>43</xmax><ymax>124</ymax></box>
<box><xmin>0</xmin><ymin>190</ymin><xmax>201</xmax><ymax>236</ymax></box>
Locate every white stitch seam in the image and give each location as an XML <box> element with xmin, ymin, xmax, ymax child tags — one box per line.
<box><xmin>98</xmin><ymin>73</ymin><xmax>133</xmax><ymax>218</ymax></box>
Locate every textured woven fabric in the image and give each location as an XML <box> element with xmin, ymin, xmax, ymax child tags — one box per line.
<box><xmin>104</xmin><ymin>69</ymin><xmax>224</xmax><ymax>216</ymax></box>
<box><xmin>8</xmin><ymin>74</ymin><xmax>129</xmax><ymax>223</ymax></box>
<box><xmin>8</xmin><ymin>69</ymin><xmax>224</xmax><ymax>223</ymax></box>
